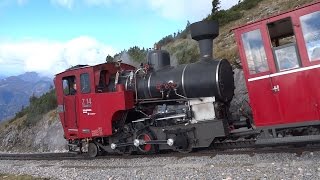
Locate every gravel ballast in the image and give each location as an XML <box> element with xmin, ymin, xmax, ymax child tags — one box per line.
<box><xmin>1</xmin><ymin>152</ymin><xmax>320</xmax><ymax>179</ymax></box>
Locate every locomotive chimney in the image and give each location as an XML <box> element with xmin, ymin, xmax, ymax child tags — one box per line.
<box><xmin>190</xmin><ymin>20</ymin><xmax>219</xmax><ymax>59</ymax></box>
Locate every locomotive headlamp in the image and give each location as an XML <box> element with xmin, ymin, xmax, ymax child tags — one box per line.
<box><xmin>167</xmin><ymin>139</ymin><xmax>174</xmax><ymax>146</ymax></box>
<box><xmin>110</xmin><ymin>143</ymin><xmax>117</xmax><ymax>150</ymax></box>
<box><xmin>133</xmin><ymin>139</ymin><xmax>140</xmax><ymax>147</ymax></box>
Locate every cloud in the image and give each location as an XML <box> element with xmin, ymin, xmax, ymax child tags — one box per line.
<box><xmin>51</xmin><ymin>0</ymin><xmax>120</xmax><ymax>9</ymax></box>
<box><xmin>48</xmin><ymin>0</ymin><xmax>236</xmax><ymax>22</ymax></box>
<box><xmin>147</xmin><ymin>0</ymin><xmax>239</xmax><ymax>22</ymax></box>
<box><xmin>17</xmin><ymin>0</ymin><xmax>28</xmax><ymax>6</ymax></box>
<box><xmin>0</xmin><ymin>36</ymin><xmax>117</xmax><ymax>77</ymax></box>
<box><xmin>83</xmin><ymin>0</ymin><xmax>111</xmax><ymax>7</ymax></box>
<box><xmin>141</xmin><ymin>0</ymin><xmax>212</xmax><ymax>22</ymax></box>
<box><xmin>220</xmin><ymin>0</ymin><xmax>239</xmax><ymax>10</ymax></box>
<box><xmin>50</xmin><ymin>0</ymin><xmax>74</xmax><ymax>9</ymax></box>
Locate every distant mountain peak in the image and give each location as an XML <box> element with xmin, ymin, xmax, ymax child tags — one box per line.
<box><xmin>17</xmin><ymin>72</ymin><xmax>42</xmax><ymax>83</ymax></box>
<box><xmin>0</xmin><ymin>71</ymin><xmax>53</xmax><ymax>121</ymax></box>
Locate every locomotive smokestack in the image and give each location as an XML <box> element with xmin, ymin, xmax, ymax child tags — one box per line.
<box><xmin>190</xmin><ymin>20</ymin><xmax>219</xmax><ymax>59</ymax></box>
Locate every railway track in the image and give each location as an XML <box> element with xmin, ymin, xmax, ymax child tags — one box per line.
<box><xmin>1</xmin><ymin>145</ymin><xmax>320</xmax><ymax>161</ymax></box>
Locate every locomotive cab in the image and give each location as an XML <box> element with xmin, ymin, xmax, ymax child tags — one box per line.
<box><xmin>54</xmin><ymin>63</ymin><xmax>136</xmax><ymax>141</ymax></box>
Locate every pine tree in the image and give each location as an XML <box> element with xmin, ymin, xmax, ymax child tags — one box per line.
<box><xmin>106</xmin><ymin>54</ymin><xmax>114</xmax><ymax>62</ymax></box>
<box><xmin>186</xmin><ymin>20</ymin><xmax>191</xmax><ymax>28</ymax></box>
<box><xmin>212</xmin><ymin>0</ymin><xmax>220</xmax><ymax>14</ymax></box>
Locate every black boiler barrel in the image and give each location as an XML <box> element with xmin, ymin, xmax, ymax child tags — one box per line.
<box><xmin>136</xmin><ymin>59</ymin><xmax>234</xmax><ymax>102</ymax></box>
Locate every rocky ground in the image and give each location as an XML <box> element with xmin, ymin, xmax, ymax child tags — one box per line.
<box><xmin>0</xmin><ymin>152</ymin><xmax>320</xmax><ymax>180</ymax></box>
<box><xmin>0</xmin><ymin>110</ymin><xmax>66</xmax><ymax>153</ymax></box>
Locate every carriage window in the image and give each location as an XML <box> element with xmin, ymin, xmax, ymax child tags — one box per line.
<box><xmin>268</xmin><ymin>17</ymin><xmax>296</xmax><ymax>47</ymax></box>
<box><xmin>274</xmin><ymin>44</ymin><xmax>300</xmax><ymax>71</ymax></box>
<box><xmin>80</xmin><ymin>73</ymin><xmax>91</xmax><ymax>94</ymax></box>
<box><xmin>241</xmin><ymin>29</ymin><xmax>269</xmax><ymax>74</ymax></box>
<box><xmin>62</xmin><ymin>76</ymin><xmax>76</xmax><ymax>96</ymax></box>
<box><xmin>267</xmin><ymin>17</ymin><xmax>300</xmax><ymax>71</ymax></box>
<box><xmin>300</xmin><ymin>11</ymin><xmax>320</xmax><ymax>61</ymax></box>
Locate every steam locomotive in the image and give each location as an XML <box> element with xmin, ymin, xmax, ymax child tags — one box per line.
<box><xmin>54</xmin><ymin>2</ymin><xmax>320</xmax><ymax>157</ymax></box>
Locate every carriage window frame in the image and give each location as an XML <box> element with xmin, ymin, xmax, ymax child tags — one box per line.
<box><xmin>300</xmin><ymin>11</ymin><xmax>320</xmax><ymax>62</ymax></box>
<box><xmin>241</xmin><ymin>29</ymin><xmax>269</xmax><ymax>75</ymax></box>
<box><xmin>80</xmin><ymin>73</ymin><xmax>91</xmax><ymax>94</ymax></box>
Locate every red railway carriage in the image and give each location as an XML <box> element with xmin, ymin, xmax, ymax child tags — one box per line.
<box><xmin>233</xmin><ymin>1</ymin><xmax>320</xmax><ymax>127</ymax></box>
<box><xmin>54</xmin><ymin>63</ymin><xmax>135</xmax><ymax>140</ymax></box>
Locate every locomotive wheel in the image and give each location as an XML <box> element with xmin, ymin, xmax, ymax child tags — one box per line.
<box><xmin>88</xmin><ymin>142</ymin><xmax>99</xmax><ymax>157</ymax></box>
<box><xmin>136</xmin><ymin>131</ymin><xmax>158</xmax><ymax>154</ymax></box>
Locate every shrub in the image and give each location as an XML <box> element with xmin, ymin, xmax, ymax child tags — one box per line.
<box><xmin>23</xmin><ymin>89</ymin><xmax>57</xmax><ymax>127</ymax></box>
<box><xmin>208</xmin><ymin>0</ymin><xmax>261</xmax><ymax>26</ymax></box>
<box><xmin>127</xmin><ymin>46</ymin><xmax>147</xmax><ymax>63</ymax></box>
<box><xmin>174</xmin><ymin>42</ymin><xmax>200</xmax><ymax>64</ymax></box>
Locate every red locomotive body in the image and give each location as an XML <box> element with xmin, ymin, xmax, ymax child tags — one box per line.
<box><xmin>54</xmin><ymin>63</ymin><xmax>135</xmax><ymax>139</ymax></box>
<box><xmin>54</xmin><ymin>1</ymin><xmax>320</xmax><ymax>157</ymax></box>
<box><xmin>233</xmin><ymin>1</ymin><xmax>320</xmax><ymax>127</ymax></box>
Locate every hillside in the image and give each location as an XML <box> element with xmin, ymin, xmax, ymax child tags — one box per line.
<box><xmin>0</xmin><ymin>0</ymin><xmax>317</xmax><ymax>153</ymax></box>
<box><xmin>0</xmin><ymin>110</ymin><xmax>65</xmax><ymax>152</ymax></box>
<box><xmin>0</xmin><ymin>89</ymin><xmax>63</xmax><ymax>152</ymax></box>
<box><xmin>163</xmin><ymin>0</ymin><xmax>317</xmax><ymax>67</ymax></box>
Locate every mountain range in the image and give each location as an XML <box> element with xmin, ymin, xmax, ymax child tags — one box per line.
<box><xmin>0</xmin><ymin>72</ymin><xmax>52</xmax><ymax>121</ymax></box>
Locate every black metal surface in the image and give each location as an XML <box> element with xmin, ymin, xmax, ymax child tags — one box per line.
<box><xmin>150</xmin><ymin>119</ymin><xmax>229</xmax><ymax>150</ymax></box>
<box><xmin>147</xmin><ymin>50</ymin><xmax>171</xmax><ymax>71</ymax></box>
<box><xmin>137</xmin><ymin>59</ymin><xmax>234</xmax><ymax>102</ymax></box>
<box><xmin>190</xmin><ymin>20</ymin><xmax>219</xmax><ymax>58</ymax></box>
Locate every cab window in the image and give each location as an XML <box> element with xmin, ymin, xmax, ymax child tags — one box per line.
<box><xmin>97</xmin><ymin>70</ymin><xmax>108</xmax><ymax>93</ymax></box>
<box><xmin>80</xmin><ymin>73</ymin><xmax>91</xmax><ymax>94</ymax></box>
<box><xmin>300</xmin><ymin>11</ymin><xmax>320</xmax><ymax>61</ymax></box>
<box><xmin>241</xmin><ymin>29</ymin><xmax>269</xmax><ymax>74</ymax></box>
<box><xmin>62</xmin><ymin>76</ymin><xmax>76</xmax><ymax>96</ymax></box>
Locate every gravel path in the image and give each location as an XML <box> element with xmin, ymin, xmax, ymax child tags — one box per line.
<box><xmin>1</xmin><ymin>151</ymin><xmax>320</xmax><ymax>179</ymax></box>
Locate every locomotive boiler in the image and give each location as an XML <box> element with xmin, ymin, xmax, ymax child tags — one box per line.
<box><xmin>135</xmin><ymin>21</ymin><xmax>234</xmax><ymax>103</ymax></box>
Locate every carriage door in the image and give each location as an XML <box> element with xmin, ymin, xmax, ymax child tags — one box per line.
<box><xmin>266</xmin><ymin>17</ymin><xmax>318</xmax><ymax>123</ymax></box>
<box><xmin>240</xmin><ymin>25</ymin><xmax>282</xmax><ymax>126</ymax></box>
<box><xmin>62</xmin><ymin>76</ymin><xmax>78</xmax><ymax>131</ymax></box>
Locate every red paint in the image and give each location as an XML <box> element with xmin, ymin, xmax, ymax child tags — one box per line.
<box><xmin>143</xmin><ymin>134</ymin><xmax>152</xmax><ymax>152</ymax></box>
<box><xmin>233</xmin><ymin>2</ymin><xmax>320</xmax><ymax>127</ymax></box>
<box><xmin>54</xmin><ymin>62</ymin><xmax>135</xmax><ymax>139</ymax></box>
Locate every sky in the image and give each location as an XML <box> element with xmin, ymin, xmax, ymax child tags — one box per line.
<box><xmin>0</xmin><ymin>0</ymin><xmax>238</xmax><ymax>77</ymax></box>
